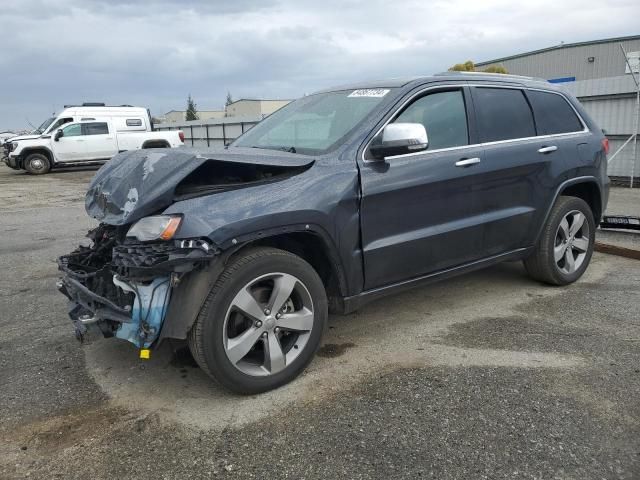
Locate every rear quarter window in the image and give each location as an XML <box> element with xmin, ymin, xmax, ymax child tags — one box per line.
<box><xmin>526</xmin><ymin>90</ymin><xmax>584</xmax><ymax>135</ymax></box>
<box><xmin>112</xmin><ymin>117</ymin><xmax>146</xmax><ymax>131</ymax></box>
<box><xmin>473</xmin><ymin>87</ymin><xmax>536</xmax><ymax>142</ymax></box>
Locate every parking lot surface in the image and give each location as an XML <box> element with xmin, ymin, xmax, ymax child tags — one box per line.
<box><xmin>0</xmin><ymin>165</ymin><xmax>639</xmax><ymax>479</ymax></box>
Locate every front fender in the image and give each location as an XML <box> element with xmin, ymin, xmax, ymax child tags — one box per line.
<box><xmin>162</xmin><ymin>163</ymin><xmax>363</xmax><ymax>296</ymax></box>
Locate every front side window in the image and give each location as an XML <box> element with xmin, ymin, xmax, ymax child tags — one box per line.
<box><xmin>474</xmin><ymin>88</ymin><xmax>536</xmax><ymax>142</ymax></box>
<box><xmin>393</xmin><ymin>90</ymin><xmax>469</xmax><ymax>150</ymax></box>
<box><xmin>527</xmin><ymin>90</ymin><xmax>584</xmax><ymax>135</ymax></box>
<box><xmin>61</xmin><ymin>123</ymin><xmax>82</xmax><ymax>137</ymax></box>
<box><xmin>233</xmin><ymin>89</ymin><xmax>395</xmax><ymax>155</ymax></box>
<box><xmin>84</xmin><ymin>122</ymin><xmax>109</xmax><ymax>135</ymax></box>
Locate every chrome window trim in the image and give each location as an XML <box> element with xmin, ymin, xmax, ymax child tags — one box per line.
<box><xmin>361</xmin><ymin>82</ymin><xmax>590</xmax><ymax>163</ymax></box>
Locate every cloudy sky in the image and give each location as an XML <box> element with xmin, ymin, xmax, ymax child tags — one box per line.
<box><xmin>0</xmin><ymin>0</ymin><xmax>637</xmax><ymax>130</ymax></box>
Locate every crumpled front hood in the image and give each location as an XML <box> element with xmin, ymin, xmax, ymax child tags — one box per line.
<box><xmin>85</xmin><ymin>147</ymin><xmax>315</xmax><ymax>225</ymax></box>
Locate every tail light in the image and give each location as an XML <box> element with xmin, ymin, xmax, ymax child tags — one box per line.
<box><xmin>601</xmin><ymin>138</ymin><xmax>609</xmax><ymax>155</ymax></box>
<box><xmin>178</xmin><ymin>131</ymin><xmax>185</xmax><ymax>143</ymax></box>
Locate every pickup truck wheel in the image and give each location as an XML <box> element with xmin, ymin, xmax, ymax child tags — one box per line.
<box><xmin>24</xmin><ymin>153</ymin><xmax>51</xmax><ymax>175</ymax></box>
<box><xmin>524</xmin><ymin>196</ymin><xmax>595</xmax><ymax>286</ymax></box>
<box><xmin>188</xmin><ymin>247</ymin><xmax>328</xmax><ymax>394</ymax></box>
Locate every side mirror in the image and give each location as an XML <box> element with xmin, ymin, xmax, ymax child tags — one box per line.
<box><xmin>370</xmin><ymin>123</ymin><xmax>428</xmax><ymax>159</ymax></box>
<box><xmin>54</xmin><ymin>129</ymin><xmax>63</xmax><ymax>141</ymax></box>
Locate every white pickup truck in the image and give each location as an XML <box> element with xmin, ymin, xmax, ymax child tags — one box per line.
<box><xmin>4</xmin><ymin>105</ymin><xmax>184</xmax><ymax>174</ymax></box>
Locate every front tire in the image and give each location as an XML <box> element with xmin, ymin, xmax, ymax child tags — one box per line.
<box><xmin>188</xmin><ymin>247</ymin><xmax>328</xmax><ymax>394</ymax></box>
<box><xmin>24</xmin><ymin>153</ymin><xmax>51</xmax><ymax>175</ymax></box>
<box><xmin>524</xmin><ymin>196</ymin><xmax>595</xmax><ymax>285</ymax></box>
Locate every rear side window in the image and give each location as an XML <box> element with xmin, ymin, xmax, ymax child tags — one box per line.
<box><xmin>527</xmin><ymin>90</ymin><xmax>584</xmax><ymax>135</ymax></box>
<box><xmin>126</xmin><ymin>118</ymin><xmax>143</xmax><ymax>127</ymax></box>
<box><xmin>84</xmin><ymin>122</ymin><xmax>109</xmax><ymax>135</ymax></box>
<box><xmin>473</xmin><ymin>88</ymin><xmax>535</xmax><ymax>142</ymax></box>
<box><xmin>394</xmin><ymin>90</ymin><xmax>468</xmax><ymax>150</ymax></box>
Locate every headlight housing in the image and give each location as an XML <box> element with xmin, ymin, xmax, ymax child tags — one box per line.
<box><xmin>11</xmin><ymin>142</ymin><xmax>18</xmax><ymax>151</ymax></box>
<box><xmin>126</xmin><ymin>215</ymin><xmax>182</xmax><ymax>241</ymax></box>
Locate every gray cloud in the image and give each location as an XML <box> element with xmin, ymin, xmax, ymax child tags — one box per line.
<box><xmin>0</xmin><ymin>0</ymin><xmax>637</xmax><ymax>129</ymax></box>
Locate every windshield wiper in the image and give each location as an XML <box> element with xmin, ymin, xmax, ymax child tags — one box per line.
<box><xmin>251</xmin><ymin>145</ymin><xmax>297</xmax><ymax>153</ymax></box>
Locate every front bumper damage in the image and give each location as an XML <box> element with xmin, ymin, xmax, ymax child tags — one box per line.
<box><xmin>57</xmin><ymin>224</ymin><xmax>217</xmax><ymax>349</ymax></box>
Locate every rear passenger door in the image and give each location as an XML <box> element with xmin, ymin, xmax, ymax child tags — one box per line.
<box><xmin>468</xmin><ymin>86</ymin><xmax>574</xmax><ymax>256</ymax></box>
<box><xmin>82</xmin><ymin>121</ymin><xmax>118</xmax><ymax>160</ymax></box>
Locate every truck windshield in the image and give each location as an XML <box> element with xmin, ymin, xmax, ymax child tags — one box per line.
<box><xmin>233</xmin><ymin>89</ymin><xmax>395</xmax><ymax>155</ymax></box>
<box><xmin>34</xmin><ymin>117</ymin><xmax>55</xmax><ymax>134</ymax></box>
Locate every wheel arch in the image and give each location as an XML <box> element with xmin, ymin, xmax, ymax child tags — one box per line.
<box><xmin>560</xmin><ymin>180</ymin><xmax>602</xmax><ymax>223</ymax></box>
<box><xmin>232</xmin><ymin>230</ymin><xmax>349</xmax><ymax>305</ymax></box>
<box><xmin>21</xmin><ymin>147</ymin><xmax>54</xmax><ymax>168</ymax></box>
<box><xmin>159</xmin><ymin>228</ymin><xmax>349</xmax><ymax>344</ymax></box>
<box><xmin>141</xmin><ymin>139</ymin><xmax>170</xmax><ymax>149</ymax></box>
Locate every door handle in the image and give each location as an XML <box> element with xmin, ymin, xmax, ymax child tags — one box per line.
<box><xmin>455</xmin><ymin>157</ymin><xmax>481</xmax><ymax>167</ymax></box>
<box><xmin>538</xmin><ymin>145</ymin><xmax>558</xmax><ymax>154</ymax></box>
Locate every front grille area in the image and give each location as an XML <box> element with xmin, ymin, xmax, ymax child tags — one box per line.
<box><xmin>111</xmin><ymin>240</ymin><xmax>216</xmax><ymax>279</ymax></box>
<box><xmin>112</xmin><ymin>242</ymin><xmax>177</xmax><ymax>268</ymax></box>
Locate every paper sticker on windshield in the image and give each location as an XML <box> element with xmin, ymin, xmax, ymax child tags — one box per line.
<box><xmin>348</xmin><ymin>89</ymin><xmax>390</xmax><ymax>98</ymax></box>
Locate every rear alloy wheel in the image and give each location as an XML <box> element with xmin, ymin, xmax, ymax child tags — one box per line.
<box><xmin>553</xmin><ymin>210</ymin><xmax>591</xmax><ymax>275</ymax></box>
<box><xmin>188</xmin><ymin>247</ymin><xmax>327</xmax><ymax>394</ymax></box>
<box><xmin>24</xmin><ymin>153</ymin><xmax>51</xmax><ymax>175</ymax></box>
<box><xmin>524</xmin><ymin>196</ymin><xmax>595</xmax><ymax>285</ymax></box>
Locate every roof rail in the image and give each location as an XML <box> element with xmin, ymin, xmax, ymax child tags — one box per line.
<box><xmin>62</xmin><ymin>103</ymin><xmax>139</xmax><ymax>108</ymax></box>
<box><xmin>435</xmin><ymin>71</ymin><xmax>547</xmax><ymax>82</ymax></box>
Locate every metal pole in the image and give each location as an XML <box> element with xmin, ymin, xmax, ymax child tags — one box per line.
<box><xmin>620</xmin><ymin>43</ymin><xmax>640</xmax><ymax>188</ymax></box>
<box><xmin>206</xmin><ymin>124</ymin><xmax>210</xmax><ymax>147</ymax></box>
<box><xmin>632</xmin><ymin>89</ymin><xmax>639</xmax><ymax>188</ymax></box>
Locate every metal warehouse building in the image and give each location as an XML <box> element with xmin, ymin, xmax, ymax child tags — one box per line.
<box><xmin>477</xmin><ymin>35</ymin><xmax>640</xmax><ymax>183</ymax></box>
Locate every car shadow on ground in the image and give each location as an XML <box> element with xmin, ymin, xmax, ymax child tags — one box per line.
<box><xmin>80</xmin><ymin>257</ymin><xmax>603</xmax><ymax>430</ymax></box>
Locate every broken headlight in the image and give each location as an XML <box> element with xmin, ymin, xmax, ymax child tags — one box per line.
<box><xmin>126</xmin><ymin>215</ymin><xmax>182</xmax><ymax>242</ymax></box>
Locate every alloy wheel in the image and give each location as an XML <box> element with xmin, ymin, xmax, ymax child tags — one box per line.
<box><xmin>223</xmin><ymin>272</ymin><xmax>315</xmax><ymax>376</ymax></box>
<box><xmin>554</xmin><ymin>210</ymin><xmax>590</xmax><ymax>274</ymax></box>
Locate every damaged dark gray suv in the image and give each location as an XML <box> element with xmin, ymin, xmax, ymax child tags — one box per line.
<box><xmin>58</xmin><ymin>72</ymin><xmax>609</xmax><ymax>393</ymax></box>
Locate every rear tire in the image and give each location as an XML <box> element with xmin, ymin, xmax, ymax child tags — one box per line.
<box><xmin>24</xmin><ymin>153</ymin><xmax>51</xmax><ymax>175</ymax></box>
<box><xmin>188</xmin><ymin>247</ymin><xmax>328</xmax><ymax>394</ymax></box>
<box><xmin>524</xmin><ymin>196</ymin><xmax>595</xmax><ymax>285</ymax></box>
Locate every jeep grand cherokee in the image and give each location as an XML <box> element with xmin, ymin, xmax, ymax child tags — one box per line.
<box><xmin>58</xmin><ymin>72</ymin><xmax>609</xmax><ymax>394</ymax></box>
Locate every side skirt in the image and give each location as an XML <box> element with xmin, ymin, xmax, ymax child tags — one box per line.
<box><xmin>340</xmin><ymin>247</ymin><xmax>533</xmax><ymax>314</ymax></box>
<box><xmin>53</xmin><ymin>159</ymin><xmax>110</xmax><ymax>168</ymax></box>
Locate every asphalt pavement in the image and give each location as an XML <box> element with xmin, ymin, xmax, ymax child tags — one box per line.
<box><xmin>0</xmin><ymin>165</ymin><xmax>638</xmax><ymax>479</ymax></box>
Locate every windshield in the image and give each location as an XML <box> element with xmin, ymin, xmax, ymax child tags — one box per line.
<box><xmin>34</xmin><ymin>117</ymin><xmax>55</xmax><ymax>134</ymax></box>
<box><xmin>233</xmin><ymin>89</ymin><xmax>395</xmax><ymax>155</ymax></box>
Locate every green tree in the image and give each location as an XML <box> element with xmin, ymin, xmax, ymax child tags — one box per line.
<box><xmin>225</xmin><ymin>91</ymin><xmax>233</xmax><ymax>107</ymax></box>
<box><xmin>449</xmin><ymin>60</ymin><xmax>475</xmax><ymax>72</ymax></box>
<box><xmin>483</xmin><ymin>64</ymin><xmax>509</xmax><ymax>74</ymax></box>
<box><xmin>449</xmin><ymin>60</ymin><xmax>508</xmax><ymax>74</ymax></box>
<box><xmin>186</xmin><ymin>94</ymin><xmax>199</xmax><ymax>121</ymax></box>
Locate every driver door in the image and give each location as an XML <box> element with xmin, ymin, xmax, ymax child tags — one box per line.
<box><xmin>52</xmin><ymin>123</ymin><xmax>86</xmax><ymax>162</ymax></box>
<box><xmin>359</xmin><ymin>86</ymin><xmax>486</xmax><ymax>289</ymax></box>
